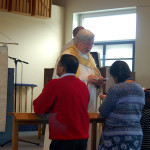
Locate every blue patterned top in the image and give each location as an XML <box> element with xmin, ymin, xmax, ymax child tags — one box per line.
<box><xmin>99</xmin><ymin>82</ymin><xmax>145</xmax><ymax>136</ymax></box>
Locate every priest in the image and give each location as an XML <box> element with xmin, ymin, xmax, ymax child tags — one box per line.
<box><xmin>44</xmin><ymin>29</ymin><xmax>104</xmax><ymax>150</ymax></box>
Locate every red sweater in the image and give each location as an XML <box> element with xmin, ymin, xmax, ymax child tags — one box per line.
<box><xmin>33</xmin><ymin>75</ymin><xmax>90</xmax><ymax>140</ymax></box>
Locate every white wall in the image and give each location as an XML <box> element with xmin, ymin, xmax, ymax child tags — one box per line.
<box><xmin>0</xmin><ymin>5</ymin><xmax>65</xmax><ymax>112</ymax></box>
<box><xmin>135</xmin><ymin>7</ymin><xmax>150</xmax><ymax>88</ymax></box>
<box><xmin>64</xmin><ymin>0</ymin><xmax>150</xmax><ymax>88</ymax></box>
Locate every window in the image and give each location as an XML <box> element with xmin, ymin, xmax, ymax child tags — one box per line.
<box><xmin>77</xmin><ymin>7</ymin><xmax>136</xmax><ymax>71</ymax></box>
<box><xmin>92</xmin><ymin>41</ymin><xmax>135</xmax><ymax>71</ymax></box>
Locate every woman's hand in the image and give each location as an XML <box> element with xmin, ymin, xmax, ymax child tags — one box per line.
<box><xmin>99</xmin><ymin>93</ymin><xmax>106</xmax><ymax>100</ymax></box>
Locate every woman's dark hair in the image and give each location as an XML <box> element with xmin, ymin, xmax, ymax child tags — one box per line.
<box><xmin>59</xmin><ymin>54</ymin><xmax>79</xmax><ymax>74</ymax></box>
<box><xmin>109</xmin><ymin>61</ymin><xmax>131</xmax><ymax>83</ymax></box>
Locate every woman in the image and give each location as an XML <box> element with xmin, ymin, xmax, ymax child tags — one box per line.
<box><xmin>98</xmin><ymin>61</ymin><xmax>145</xmax><ymax>150</ymax></box>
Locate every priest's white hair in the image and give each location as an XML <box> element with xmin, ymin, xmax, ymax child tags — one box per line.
<box><xmin>74</xmin><ymin>29</ymin><xmax>95</xmax><ymax>44</ymax></box>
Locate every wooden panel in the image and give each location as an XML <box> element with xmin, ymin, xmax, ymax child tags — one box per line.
<box><xmin>0</xmin><ymin>0</ymin><xmax>9</xmax><ymax>10</ymax></box>
<box><xmin>2</xmin><ymin>0</ymin><xmax>6</xmax><ymax>9</ymax></box>
<box><xmin>32</xmin><ymin>0</ymin><xmax>51</xmax><ymax>18</ymax></box>
<box><xmin>44</xmin><ymin>0</ymin><xmax>47</xmax><ymax>17</ymax></box>
<box><xmin>1</xmin><ymin>0</ymin><xmax>51</xmax><ymax>18</ymax></box>
<box><xmin>8</xmin><ymin>0</ymin><xmax>32</xmax><ymax>16</ymax></box>
<box><xmin>22</xmin><ymin>0</ymin><xmax>26</xmax><ymax>13</ymax></box>
<box><xmin>8</xmin><ymin>0</ymin><xmax>13</xmax><ymax>11</ymax></box>
<box><xmin>39</xmin><ymin>0</ymin><xmax>41</xmax><ymax>16</ymax></box>
<box><xmin>46</xmin><ymin>0</ymin><xmax>49</xmax><ymax>17</ymax></box>
<box><xmin>20</xmin><ymin>0</ymin><xmax>22</xmax><ymax>12</ymax></box>
<box><xmin>41</xmin><ymin>0</ymin><xmax>45</xmax><ymax>16</ymax></box>
<box><xmin>44</xmin><ymin>68</ymin><xmax>54</xmax><ymax>86</ymax></box>
<box><xmin>0</xmin><ymin>0</ymin><xmax>2</xmax><ymax>8</ymax></box>
<box><xmin>26</xmin><ymin>0</ymin><xmax>30</xmax><ymax>13</ymax></box>
<box><xmin>32</xmin><ymin>0</ymin><xmax>36</xmax><ymax>15</ymax></box>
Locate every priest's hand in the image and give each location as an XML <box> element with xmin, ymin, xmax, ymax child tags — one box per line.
<box><xmin>96</xmin><ymin>76</ymin><xmax>105</xmax><ymax>86</ymax></box>
<box><xmin>88</xmin><ymin>74</ymin><xmax>99</xmax><ymax>84</ymax></box>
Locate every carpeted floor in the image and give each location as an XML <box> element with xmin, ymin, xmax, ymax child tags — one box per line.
<box><xmin>0</xmin><ymin>131</ymin><xmax>44</xmax><ymax>150</ymax></box>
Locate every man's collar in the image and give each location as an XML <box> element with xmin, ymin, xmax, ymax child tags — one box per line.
<box><xmin>60</xmin><ymin>73</ymin><xmax>75</xmax><ymax>78</ymax></box>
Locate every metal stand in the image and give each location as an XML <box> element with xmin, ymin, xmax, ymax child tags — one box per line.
<box><xmin>8</xmin><ymin>56</ymin><xmax>29</xmax><ymax>112</ymax></box>
<box><xmin>0</xmin><ymin>57</ymin><xmax>39</xmax><ymax>147</ymax></box>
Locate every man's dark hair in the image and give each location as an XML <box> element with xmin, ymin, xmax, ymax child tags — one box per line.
<box><xmin>109</xmin><ymin>61</ymin><xmax>131</xmax><ymax>83</ymax></box>
<box><xmin>59</xmin><ymin>54</ymin><xmax>79</xmax><ymax>74</ymax></box>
